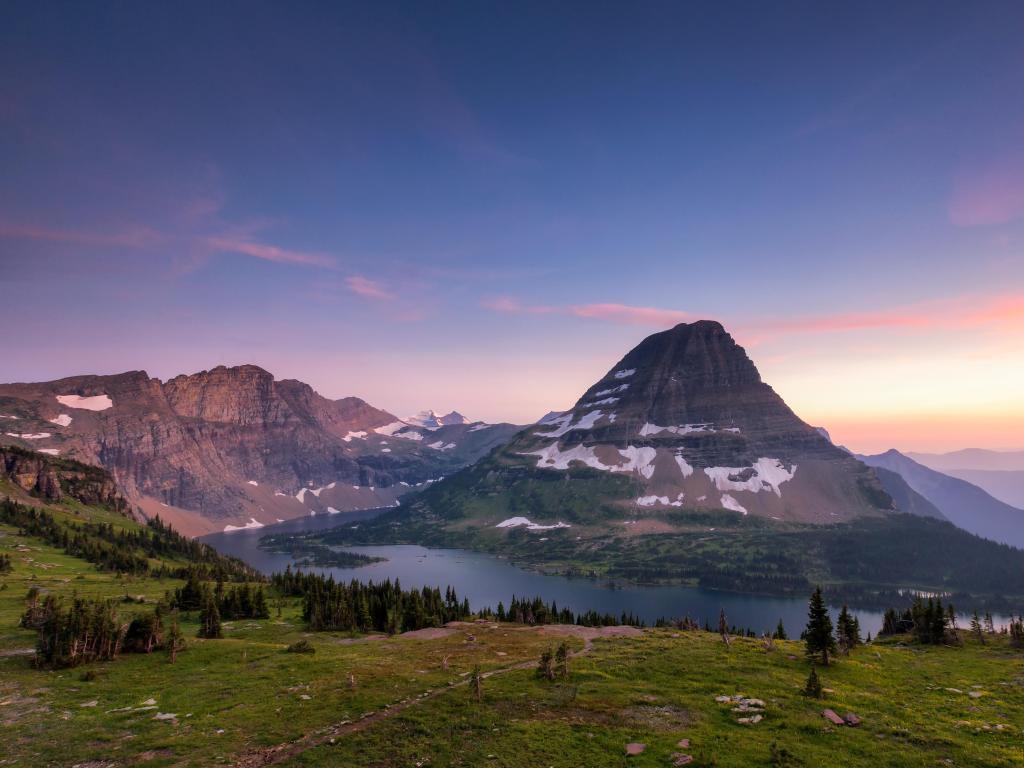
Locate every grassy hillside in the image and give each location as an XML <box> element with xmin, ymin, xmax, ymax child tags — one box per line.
<box><xmin>2</xmin><ymin>485</ymin><xmax>1024</xmax><ymax>766</ymax></box>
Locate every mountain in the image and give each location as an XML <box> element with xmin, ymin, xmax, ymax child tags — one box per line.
<box><xmin>857</xmin><ymin>449</ymin><xmax>1024</xmax><ymax>548</ymax></box>
<box><xmin>0</xmin><ymin>365</ymin><xmax>521</xmax><ymax>535</ymax></box>
<box><xmin>907</xmin><ymin>448</ymin><xmax>1024</xmax><ymax>472</ymax></box>
<box><xmin>868</xmin><ymin>466</ymin><xmax>946</xmax><ymax>521</ymax></box>
<box><xmin>906</xmin><ymin>449</ymin><xmax>1024</xmax><ymax>509</ymax></box>
<box><xmin>406</xmin><ymin>410</ymin><xmax>469</xmax><ymax>428</ymax></box>
<box><xmin>400</xmin><ymin>320</ymin><xmax>902</xmax><ymax>533</ymax></box>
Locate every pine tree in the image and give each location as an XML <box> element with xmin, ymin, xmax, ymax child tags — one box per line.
<box><xmin>836</xmin><ymin>605</ymin><xmax>861</xmax><ymax>654</ymax></box>
<box><xmin>804</xmin><ymin>587</ymin><xmax>836</xmax><ymax>666</ymax></box>
<box><xmin>984</xmin><ymin>612</ymin><xmax>995</xmax><ymax>634</ymax></box>
<box><xmin>803</xmin><ymin>667</ymin><xmax>823</xmax><ymax>698</ymax></box>
<box><xmin>198</xmin><ymin>595</ymin><xmax>222</xmax><ymax>639</ymax></box>
<box><xmin>470</xmin><ymin>665</ymin><xmax>483</xmax><ymax>702</ymax></box>
<box><xmin>537</xmin><ymin>646</ymin><xmax>555</xmax><ymax>680</ymax></box>
<box><xmin>166</xmin><ymin>612</ymin><xmax>185</xmax><ymax>663</ymax></box>
<box><xmin>773</xmin><ymin>619</ymin><xmax>787</xmax><ymax>641</ymax></box>
<box><xmin>555</xmin><ymin>641</ymin><xmax>570</xmax><ymax>679</ymax></box>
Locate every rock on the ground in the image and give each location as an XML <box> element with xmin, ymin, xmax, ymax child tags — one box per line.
<box><xmin>822</xmin><ymin>709</ymin><xmax>846</xmax><ymax>726</ymax></box>
<box><xmin>844</xmin><ymin>712</ymin><xmax>862</xmax><ymax>727</ymax></box>
<box><xmin>625</xmin><ymin>743</ymin><xmax>646</xmax><ymax>756</ymax></box>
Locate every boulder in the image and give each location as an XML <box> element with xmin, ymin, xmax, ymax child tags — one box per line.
<box><xmin>822</xmin><ymin>709</ymin><xmax>846</xmax><ymax>726</ymax></box>
<box><xmin>625</xmin><ymin>743</ymin><xmax>646</xmax><ymax>756</ymax></box>
<box><xmin>844</xmin><ymin>712</ymin><xmax>862</xmax><ymax>727</ymax></box>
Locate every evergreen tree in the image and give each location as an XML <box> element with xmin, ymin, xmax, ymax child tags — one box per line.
<box><xmin>198</xmin><ymin>595</ymin><xmax>222</xmax><ymax>639</ymax></box>
<box><xmin>983</xmin><ymin>612</ymin><xmax>995</xmax><ymax>634</ymax></box>
<box><xmin>836</xmin><ymin>605</ymin><xmax>861</xmax><ymax>654</ymax></box>
<box><xmin>537</xmin><ymin>646</ymin><xmax>555</xmax><ymax>681</ymax></box>
<box><xmin>555</xmin><ymin>641</ymin><xmax>570</xmax><ymax>679</ymax></box>
<box><xmin>803</xmin><ymin>587</ymin><xmax>836</xmax><ymax>666</ymax></box>
<box><xmin>470</xmin><ymin>665</ymin><xmax>483</xmax><ymax>702</ymax></box>
<box><xmin>803</xmin><ymin>667</ymin><xmax>823</xmax><ymax>698</ymax></box>
<box><xmin>718</xmin><ymin>608</ymin><xmax>730</xmax><ymax>646</ymax></box>
<box><xmin>166</xmin><ymin>612</ymin><xmax>185</xmax><ymax>663</ymax></box>
<box><xmin>773</xmin><ymin>618</ymin><xmax>787</xmax><ymax>641</ymax></box>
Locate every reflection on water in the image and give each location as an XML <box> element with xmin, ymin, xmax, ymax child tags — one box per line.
<box><xmin>205</xmin><ymin>509</ymin><xmax>891</xmax><ymax>634</ymax></box>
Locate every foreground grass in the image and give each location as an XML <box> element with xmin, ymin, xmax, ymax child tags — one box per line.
<box><xmin>289</xmin><ymin>630</ymin><xmax>1024</xmax><ymax>768</ymax></box>
<box><xmin>2</xmin><ymin>514</ymin><xmax>1024</xmax><ymax>767</ymax></box>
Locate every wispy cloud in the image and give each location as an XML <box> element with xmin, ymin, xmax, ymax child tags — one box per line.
<box><xmin>483</xmin><ymin>291</ymin><xmax>1024</xmax><ymax>337</ymax></box>
<box><xmin>345</xmin><ymin>275</ymin><xmax>394</xmax><ymax>300</ymax></box>
<box><xmin>202</xmin><ymin>236</ymin><xmax>335</xmax><ymax>268</ymax></box>
<box><xmin>481</xmin><ymin>296</ymin><xmax>556</xmax><ymax>314</ymax></box>
<box><xmin>0</xmin><ymin>219</ymin><xmax>336</xmax><ymax>270</ymax></box>
<box><xmin>0</xmin><ymin>222</ymin><xmax>163</xmax><ymax>249</ymax></box>
<box><xmin>482</xmin><ymin>296</ymin><xmax>694</xmax><ymax>327</ymax></box>
<box><xmin>569</xmin><ymin>303</ymin><xmax>694</xmax><ymax>326</ymax></box>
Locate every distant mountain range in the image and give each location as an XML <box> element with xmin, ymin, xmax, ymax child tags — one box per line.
<box><xmin>0</xmin><ymin>366</ymin><xmax>521</xmax><ymax>535</ymax></box>
<box><xmin>906</xmin><ymin>449</ymin><xmax>1024</xmax><ymax>510</ymax></box>
<box><xmin>858</xmin><ymin>449</ymin><xmax>1024</xmax><ymax>549</ymax></box>
<box><xmin>305</xmin><ymin>320</ymin><xmax>1024</xmax><ymax>604</ymax></box>
<box><xmin>400</xmin><ymin>320</ymin><xmax>924</xmax><ymax>529</ymax></box>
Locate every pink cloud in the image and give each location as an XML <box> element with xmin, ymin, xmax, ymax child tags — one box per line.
<box><xmin>482</xmin><ymin>296</ymin><xmax>694</xmax><ymax>328</ymax></box>
<box><xmin>948</xmin><ymin>151</ymin><xmax>1024</xmax><ymax>227</ymax></box>
<box><xmin>202</xmin><ymin>236</ymin><xmax>334</xmax><ymax>268</ymax></box>
<box><xmin>345</xmin><ymin>275</ymin><xmax>394</xmax><ymax>300</ymax></box>
<box><xmin>0</xmin><ymin>222</ymin><xmax>163</xmax><ymax>249</ymax></box>
<box><xmin>481</xmin><ymin>296</ymin><xmax>556</xmax><ymax>314</ymax></box>
<box><xmin>483</xmin><ymin>291</ymin><xmax>1024</xmax><ymax>338</ymax></box>
<box><xmin>569</xmin><ymin>303</ymin><xmax>694</xmax><ymax>327</ymax></box>
<box><xmin>0</xmin><ymin>219</ymin><xmax>336</xmax><ymax>270</ymax></box>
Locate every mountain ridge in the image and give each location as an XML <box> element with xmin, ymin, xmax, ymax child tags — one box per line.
<box><xmin>0</xmin><ymin>365</ymin><xmax>521</xmax><ymax>535</ymax></box>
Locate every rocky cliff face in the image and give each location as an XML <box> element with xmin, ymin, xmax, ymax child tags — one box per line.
<box><xmin>1</xmin><ymin>445</ymin><xmax>127</xmax><ymax>511</ymax></box>
<box><xmin>414</xmin><ymin>321</ymin><xmax>896</xmax><ymax>528</ymax></box>
<box><xmin>0</xmin><ymin>366</ymin><xmax>520</xmax><ymax>534</ymax></box>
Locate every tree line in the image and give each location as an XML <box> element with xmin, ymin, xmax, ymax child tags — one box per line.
<box><xmin>0</xmin><ymin>497</ymin><xmax>257</xmax><ymax>581</ymax></box>
<box><xmin>271</xmin><ymin>566</ymin><xmax>472</xmax><ymax>633</ymax></box>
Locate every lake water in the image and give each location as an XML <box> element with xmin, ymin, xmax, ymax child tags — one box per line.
<box><xmin>204</xmin><ymin>510</ymin><xmax>890</xmax><ymax>635</ymax></box>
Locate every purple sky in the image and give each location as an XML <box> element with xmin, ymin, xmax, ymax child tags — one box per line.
<box><xmin>2</xmin><ymin>2</ymin><xmax>1023</xmax><ymax>453</ymax></box>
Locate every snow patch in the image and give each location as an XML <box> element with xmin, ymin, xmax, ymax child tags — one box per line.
<box><xmin>495</xmin><ymin>517</ymin><xmax>571</xmax><ymax>531</ymax></box>
<box><xmin>374</xmin><ymin>421</ymin><xmax>409</xmax><ymax>436</ymax></box>
<box><xmin>342</xmin><ymin>430</ymin><xmax>368</xmax><ymax>442</ymax></box>
<box><xmin>613</xmin><ymin>368</ymin><xmax>636</xmax><ymax>379</ymax></box>
<box><xmin>5</xmin><ymin>432</ymin><xmax>51</xmax><ymax>439</ymax></box>
<box><xmin>382</xmin><ymin>448</ymin><xmax>392</xmax><ymax>453</ymax></box>
<box><xmin>704</xmin><ymin>458</ymin><xmax>797</xmax><ymax>497</ymax></box>
<box><xmin>49</xmin><ymin>414</ymin><xmax>73</xmax><ymax>427</ymax></box>
<box><xmin>0</xmin><ymin>414</ymin><xmax>18</xmax><ymax>419</ymax></box>
<box><xmin>674</xmin><ymin>453</ymin><xmax>695</xmax><ymax>478</ymax></box>
<box><xmin>525</xmin><ymin>443</ymin><xmax>657</xmax><ymax>479</ymax></box>
<box><xmin>223</xmin><ymin>517</ymin><xmax>265</xmax><ymax>532</ymax></box>
<box><xmin>637</xmin><ymin>495</ymin><xmax>669</xmax><ymax>507</ymax></box>
<box><xmin>56</xmin><ymin>394</ymin><xmax>112</xmax><ymax>411</ymax></box>
<box><xmin>719</xmin><ymin>494</ymin><xmax>748</xmax><ymax>515</ymax></box>
<box><xmin>468</xmin><ymin>423</ymin><xmax>492</xmax><ymax>432</ymax></box>
<box><xmin>586</xmin><ymin>397</ymin><xmax>619</xmax><ymax>407</ymax></box>
<box><xmin>391</xmin><ymin>429</ymin><xmax>424</xmax><ymax>442</ymax></box>
<box><xmin>247</xmin><ymin>480</ymin><xmax>259</xmax><ymax>486</ymax></box>
<box><xmin>640</xmin><ymin>422</ymin><xmax>714</xmax><ymax>437</ymax></box>
<box><xmin>327</xmin><ymin>506</ymin><xmax>341</xmax><ymax>514</ymax></box>
<box><xmin>593</xmin><ymin>383</ymin><xmax>629</xmax><ymax>397</ymax></box>
<box><xmin>534</xmin><ymin>409</ymin><xmax>604</xmax><ymax>439</ymax></box>
<box><xmin>37</xmin><ymin>448</ymin><xmax>60</xmax><ymax>456</ymax></box>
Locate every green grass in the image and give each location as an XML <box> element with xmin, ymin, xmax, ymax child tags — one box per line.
<box><xmin>2</xmin><ymin>497</ymin><xmax>1024</xmax><ymax>767</ymax></box>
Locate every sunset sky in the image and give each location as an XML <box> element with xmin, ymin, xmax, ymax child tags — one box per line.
<box><xmin>2</xmin><ymin>2</ymin><xmax>1023</xmax><ymax>454</ymax></box>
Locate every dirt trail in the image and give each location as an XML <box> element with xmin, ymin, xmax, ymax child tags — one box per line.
<box><xmin>231</xmin><ymin>624</ymin><xmax>641</xmax><ymax>767</ymax></box>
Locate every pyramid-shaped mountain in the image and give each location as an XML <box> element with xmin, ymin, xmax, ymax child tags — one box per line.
<box><xmin>413</xmin><ymin>320</ymin><xmax>895</xmax><ymax>527</ymax></box>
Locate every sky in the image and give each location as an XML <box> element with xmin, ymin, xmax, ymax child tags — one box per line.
<box><xmin>1</xmin><ymin>1</ymin><xmax>1023</xmax><ymax>454</ymax></box>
